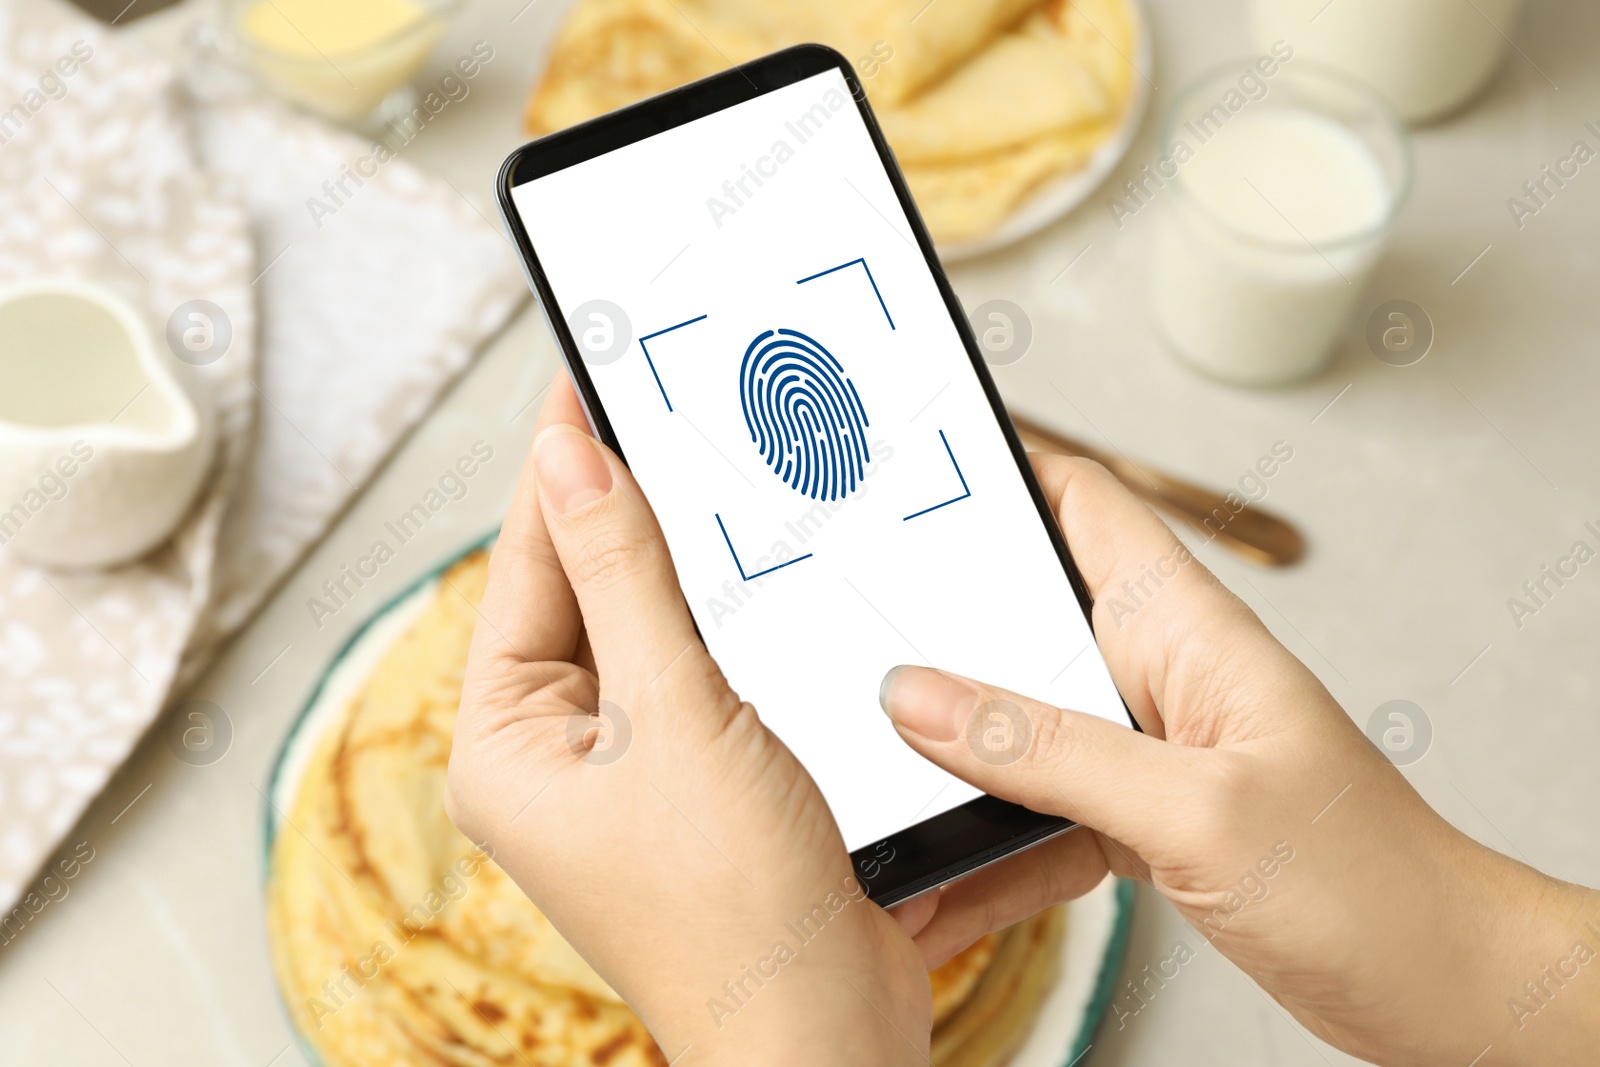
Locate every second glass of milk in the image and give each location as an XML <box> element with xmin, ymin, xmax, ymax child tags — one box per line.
<box><xmin>1251</xmin><ymin>0</ymin><xmax>1525</xmax><ymax>124</ymax></box>
<box><xmin>1151</xmin><ymin>63</ymin><xmax>1410</xmax><ymax>387</ymax></box>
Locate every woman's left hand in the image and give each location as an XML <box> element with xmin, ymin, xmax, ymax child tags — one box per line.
<box><xmin>446</xmin><ymin>373</ymin><xmax>930</xmax><ymax>1066</ymax></box>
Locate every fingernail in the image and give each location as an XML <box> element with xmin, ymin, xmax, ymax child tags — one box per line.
<box><xmin>535</xmin><ymin>425</ymin><xmax>613</xmax><ymax>515</ymax></box>
<box><xmin>878</xmin><ymin>666</ymin><xmax>980</xmax><ymax>742</ymax></box>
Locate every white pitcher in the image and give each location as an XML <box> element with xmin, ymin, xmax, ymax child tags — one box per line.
<box><xmin>0</xmin><ymin>278</ymin><xmax>216</xmax><ymax>569</ymax></box>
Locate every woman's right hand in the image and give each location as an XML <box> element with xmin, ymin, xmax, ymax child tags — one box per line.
<box><xmin>881</xmin><ymin>452</ymin><xmax>1600</xmax><ymax>1067</ymax></box>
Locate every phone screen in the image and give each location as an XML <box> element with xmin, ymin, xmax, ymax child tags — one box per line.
<box><xmin>507</xmin><ymin>66</ymin><xmax>1128</xmax><ymax>852</ymax></box>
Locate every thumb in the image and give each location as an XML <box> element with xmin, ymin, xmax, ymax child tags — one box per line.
<box><xmin>879</xmin><ymin>665</ymin><xmax>1191</xmax><ymax>850</ymax></box>
<box><xmin>533</xmin><ymin>422</ymin><xmax>702</xmax><ymax>686</ymax></box>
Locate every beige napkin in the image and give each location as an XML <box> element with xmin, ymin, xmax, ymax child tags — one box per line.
<box><xmin>0</xmin><ymin>0</ymin><xmax>526</xmax><ymax>912</ymax></box>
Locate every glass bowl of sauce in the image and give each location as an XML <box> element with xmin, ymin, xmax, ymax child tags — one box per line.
<box><xmin>229</xmin><ymin>0</ymin><xmax>461</xmax><ymax>127</ymax></box>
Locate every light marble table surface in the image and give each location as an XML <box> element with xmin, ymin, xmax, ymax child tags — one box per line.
<box><xmin>3</xmin><ymin>1</ymin><xmax>1596</xmax><ymax>1064</ymax></box>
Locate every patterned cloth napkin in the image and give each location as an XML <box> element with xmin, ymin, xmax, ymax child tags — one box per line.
<box><xmin>0</xmin><ymin>0</ymin><xmax>527</xmax><ymax>912</ymax></box>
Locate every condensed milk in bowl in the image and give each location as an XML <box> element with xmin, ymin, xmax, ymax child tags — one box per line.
<box><xmin>1150</xmin><ymin>62</ymin><xmax>1411</xmax><ymax>387</ymax></box>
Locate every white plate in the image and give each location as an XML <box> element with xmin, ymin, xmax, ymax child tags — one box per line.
<box><xmin>1016</xmin><ymin>875</ymin><xmax>1134</xmax><ymax>1066</ymax></box>
<box><xmin>264</xmin><ymin>534</ymin><xmax>1135</xmax><ymax>1067</ymax></box>
<box><xmin>935</xmin><ymin>0</ymin><xmax>1154</xmax><ymax>263</ymax></box>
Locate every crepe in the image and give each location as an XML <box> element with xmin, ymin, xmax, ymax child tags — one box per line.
<box><xmin>522</xmin><ymin>0</ymin><xmax>1137</xmax><ymax>244</ymax></box>
<box><xmin>902</xmin><ymin>122</ymin><xmax>1110</xmax><ymax>242</ymax></box>
<box><xmin>523</xmin><ymin>0</ymin><xmax>758</xmax><ymax>135</ymax></box>
<box><xmin>876</xmin><ymin>15</ymin><xmax>1110</xmax><ymax>165</ymax></box>
<box><xmin>933</xmin><ymin>906</ymin><xmax>1066</xmax><ymax>1067</ymax></box>
<box><xmin>932</xmin><ymin>933</ymin><xmax>999</xmax><ymax>1026</ymax></box>
<box><xmin>266</xmin><ymin>550</ymin><xmax>1066</xmax><ymax>1066</ymax></box>
<box><xmin>682</xmin><ymin>0</ymin><xmax>1043</xmax><ymax>105</ymax></box>
<box><xmin>266</xmin><ymin>553</ymin><xmax>660</xmax><ymax>1066</ymax></box>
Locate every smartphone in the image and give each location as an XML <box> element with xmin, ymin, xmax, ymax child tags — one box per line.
<box><xmin>497</xmin><ymin>44</ymin><xmax>1134</xmax><ymax>907</ymax></box>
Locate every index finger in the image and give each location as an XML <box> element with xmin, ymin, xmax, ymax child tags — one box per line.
<box><xmin>1027</xmin><ymin>451</ymin><xmax>1247</xmax><ymax>626</ymax></box>
<box><xmin>1026</xmin><ymin>452</ymin><xmax>1255</xmax><ymax>733</ymax></box>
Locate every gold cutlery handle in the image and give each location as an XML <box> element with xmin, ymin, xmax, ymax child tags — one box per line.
<box><xmin>1009</xmin><ymin>413</ymin><xmax>1307</xmax><ymax>568</ymax></box>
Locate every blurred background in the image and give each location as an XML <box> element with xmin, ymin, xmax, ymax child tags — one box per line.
<box><xmin>0</xmin><ymin>0</ymin><xmax>1596</xmax><ymax>1064</ymax></box>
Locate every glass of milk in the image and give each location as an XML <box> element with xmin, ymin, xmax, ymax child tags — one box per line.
<box><xmin>1251</xmin><ymin>0</ymin><xmax>1526</xmax><ymax>125</ymax></box>
<box><xmin>1150</xmin><ymin>63</ymin><xmax>1410</xmax><ymax>387</ymax></box>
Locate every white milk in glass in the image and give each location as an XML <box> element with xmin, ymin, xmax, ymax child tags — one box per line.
<box><xmin>1252</xmin><ymin>0</ymin><xmax>1524</xmax><ymax>124</ymax></box>
<box><xmin>1152</xmin><ymin>66</ymin><xmax>1408</xmax><ymax>386</ymax></box>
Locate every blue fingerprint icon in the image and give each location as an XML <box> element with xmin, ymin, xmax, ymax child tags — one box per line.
<box><xmin>739</xmin><ymin>329</ymin><xmax>871</xmax><ymax>501</ymax></box>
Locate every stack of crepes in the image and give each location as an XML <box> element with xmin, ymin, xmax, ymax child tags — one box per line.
<box><xmin>523</xmin><ymin>0</ymin><xmax>1137</xmax><ymax>245</ymax></box>
<box><xmin>266</xmin><ymin>551</ymin><xmax>1065</xmax><ymax>1067</ymax></box>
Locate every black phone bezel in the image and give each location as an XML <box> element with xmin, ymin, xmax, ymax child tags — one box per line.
<box><xmin>496</xmin><ymin>43</ymin><xmax>1132</xmax><ymax>908</ymax></box>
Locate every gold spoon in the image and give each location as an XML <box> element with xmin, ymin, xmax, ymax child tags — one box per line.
<box><xmin>1009</xmin><ymin>412</ymin><xmax>1307</xmax><ymax>567</ymax></box>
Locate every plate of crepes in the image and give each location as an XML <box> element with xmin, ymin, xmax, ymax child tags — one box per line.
<box><xmin>264</xmin><ymin>540</ymin><xmax>1134</xmax><ymax>1067</ymax></box>
<box><xmin>522</xmin><ymin>0</ymin><xmax>1150</xmax><ymax>260</ymax></box>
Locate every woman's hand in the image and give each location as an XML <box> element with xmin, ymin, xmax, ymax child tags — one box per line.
<box><xmin>446</xmin><ymin>375</ymin><xmax>929</xmax><ymax>1066</ymax></box>
<box><xmin>882</xmin><ymin>452</ymin><xmax>1600</xmax><ymax>1067</ymax></box>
